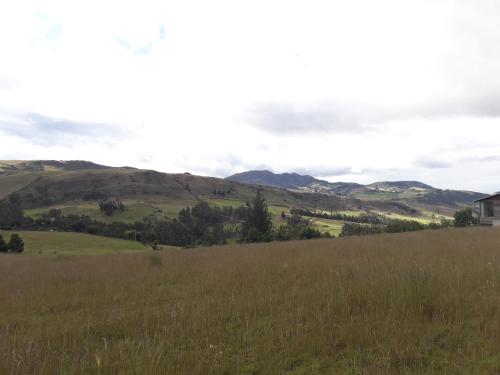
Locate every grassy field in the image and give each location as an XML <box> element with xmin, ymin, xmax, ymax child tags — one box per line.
<box><xmin>375</xmin><ymin>211</ymin><xmax>436</xmax><ymax>224</ymax></box>
<box><xmin>309</xmin><ymin>218</ymin><xmax>344</xmax><ymax>237</ymax></box>
<box><xmin>24</xmin><ymin>197</ymin><xmax>295</xmax><ymax>226</ymax></box>
<box><xmin>25</xmin><ymin>200</ymin><xmax>165</xmax><ymax>224</ymax></box>
<box><xmin>0</xmin><ymin>230</ymin><xmax>148</xmax><ymax>256</ymax></box>
<box><xmin>2</xmin><ymin>227</ymin><xmax>500</xmax><ymax>373</ymax></box>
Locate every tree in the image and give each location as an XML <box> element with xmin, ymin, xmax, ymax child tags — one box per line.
<box><xmin>0</xmin><ymin>235</ymin><xmax>7</xmax><ymax>252</ymax></box>
<box><xmin>48</xmin><ymin>208</ymin><xmax>62</xmax><ymax>218</ymax></box>
<box><xmin>454</xmin><ymin>207</ymin><xmax>476</xmax><ymax>227</ymax></box>
<box><xmin>241</xmin><ymin>190</ymin><xmax>273</xmax><ymax>242</ymax></box>
<box><xmin>0</xmin><ymin>199</ymin><xmax>25</xmax><ymax>227</ymax></box>
<box><xmin>98</xmin><ymin>199</ymin><xmax>126</xmax><ymax>216</ymax></box>
<box><xmin>8</xmin><ymin>234</ymin><xmax>24</xmax><ymax>253</ymax></box>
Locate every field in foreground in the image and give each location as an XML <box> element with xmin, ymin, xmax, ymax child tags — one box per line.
<box><xmin>0</xmin><ymin>230</ymin><xmax>148</xmax><ymax>256</ymax></box>
<box><xmin>2</xmin><ymin>227</ymin><xmax>500</xmax><ymax>374</ymax></box>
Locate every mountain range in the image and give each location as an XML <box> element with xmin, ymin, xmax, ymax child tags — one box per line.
<box><xmin>0</xmin><ymin>161</ymin><xmax>488</xmax><ymax>226</ymax></box>
<box><xmin>226</xmin><ymin>170</ymin><xmax>487</xmax><ymax>211</ymax></box>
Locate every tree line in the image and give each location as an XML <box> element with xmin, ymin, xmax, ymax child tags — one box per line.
<box><xmin>290</xmin><ymin>208</ymin><xmax>383</xmax><ymax>224</ymax></box>
<box><xmin>0</xmin><ymin>192</ymin><xmax>479</xmax><ymax>247</ymax></box>
<box><xmin>290</xmin><ymin>206</ymin><xmax>472</xmax><ymax>237</ymax></box>
<box><xmin>0</xmin><ymin>190</ymin><xmax>326</xmax><ymax>248</ymax></box>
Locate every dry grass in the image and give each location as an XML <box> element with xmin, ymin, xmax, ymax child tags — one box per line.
<box><xmin>2</xmin><ymin>227</ymin><xmax>500</xmax><ymax>374</ymax></box>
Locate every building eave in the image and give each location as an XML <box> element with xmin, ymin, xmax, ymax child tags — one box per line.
<box><xmin>474</xmin><ymin>193</ymin><xmax>500</xmax><ymax>203</ymax></box>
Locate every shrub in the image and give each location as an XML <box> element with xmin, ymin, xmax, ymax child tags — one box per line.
<box><xmin>8</xmin><ymin>234</ymin><xmax>24</xmax><ymax>253</ymax></box>
<box><xmin>99</xmin><ymin>199</ymin><xmax>126</xmax><ymax>216</ymax></box>
<box><xmin>341</xmin><ymin>223</ymin><xmax>383</xmax><ymax>237</ymax></box>
<box><xmin>0</xmin><ymin>235</ymin><xmax>7</xmax><ymax>252</ymax></box>
<box><xmin>454</xmin><ymin>207</ymin><xmax>476</xmax><ymax>227</ymax></box>
<box><xmin>0</xmin><ymin>199</ymin><xmax>25</xmax><ymax>227</ymax></box>
<box><xmin>48</xmin><ymin>208</ymin><xmax>62</xmax><ymax>218</ymax></box>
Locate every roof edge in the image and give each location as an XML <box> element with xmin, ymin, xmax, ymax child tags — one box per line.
<box><xmin>474</xmin><ymin>193</ymin><xmax>500</xmax><ymax>203</ymax></box>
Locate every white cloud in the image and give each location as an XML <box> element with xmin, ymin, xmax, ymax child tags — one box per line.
<box><xmin>0</xmin><ymin>0</ymin><xmax>499</xmax><ymax>192</ymax></box>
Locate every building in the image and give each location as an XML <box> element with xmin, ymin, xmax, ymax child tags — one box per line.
<box><xmin>475</xmin><ymin>194</ymin><xmax>500</xmax><ymax>226</ymax></box>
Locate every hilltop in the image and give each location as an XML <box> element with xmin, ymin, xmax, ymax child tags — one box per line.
<box><xmin>0</xmin><ymin>160</ymin><xmax>110</xmax><ymax>173</ymax></box>
<box><xmin>0</xmin><ymin>160</ymin><xmax>111</xmax><ymax>200</ymax></box>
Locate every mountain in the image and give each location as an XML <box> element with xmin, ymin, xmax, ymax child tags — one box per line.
<box><xmin>226</xmin><ymin>170</ymin><xmax>488</xmax><ymax>209</ymax></box>
<box><xmin>227</xmin><ymin>170</ymin><xmax>328</xmax><ymax>189</ymax></box>
<box><xmin>227</xmin><ymin>170</ymin><xmax>364</xmax><ymax>192</ymax></box>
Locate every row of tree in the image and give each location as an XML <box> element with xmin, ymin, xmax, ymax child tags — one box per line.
<box><xmin>0</xmin><ymin>190</ymin><xmax>481</xmax><ymax>248</ymax></box>
<box><xmin>290</xmin><ymin>207</ymin><xmax>384</xmax><ymax>224</ymax></box>
<box><xmin>339</xmin><ymin>208</ymin><xmax>477</xmax><ymax>237</ymax></box>
<box><xmin>3</xmin><ymin>190</ymin><xmax>325</xmax><ymax>247</ymax></box>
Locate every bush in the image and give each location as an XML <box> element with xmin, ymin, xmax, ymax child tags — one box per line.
<box><xmin>8</xmin><ymin>234</ymin><xmax>24</xmax><ymax>253</ymax></box>
<box><xmin>0</xmin><ymin>235</ymin><xmax>7</xmax><ymax>252</ymax></box>
<box><xmin>341</xmin><ymin>223</ymin><xmax>383</xmax><ymax>237</ymax></box>
<box><xmin>454</xmin><ymin>207</ymin><xmax>476</xmax><ymax>227</ymax></box>
<box><xmin>385</xmin><ymin>219</ymin><xmax>424</xmax><ymax>233</ymax></box>
<box><xmin>48</xmin><ymin>208</ymin><xmax>62</xmax><ymax>218</ymax></box>
<box><xmin>243</xmin><ymin>227</ymin><xmax>267</xmax><ymax>243</ymax></box>
<box><xmin>0</xmin><ymin>200</ymin><xmax>25</xmax><ymax>227</ymax></box>
<box><xmin>300</xmin><ymin>227</ymin><xmax>322</xmax><ymax>239</ymax></box>
<box><xmin>99</xmin><ymin>199</ymin><xmax>126</xmax><ymax>216</ymax></box>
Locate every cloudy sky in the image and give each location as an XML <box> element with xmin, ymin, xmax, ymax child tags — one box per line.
<box><xmin>1</xmin><ymin>0</ymin><xmax>500</xmax><ymax>192</ymax></box>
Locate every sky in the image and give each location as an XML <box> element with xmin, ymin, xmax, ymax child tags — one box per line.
<box><xmin>1</xmin><ymin>0</ymin><xmax>500</xmax><ymax>192</ymax></box>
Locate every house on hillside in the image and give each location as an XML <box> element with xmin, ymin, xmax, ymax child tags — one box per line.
<box><xmin>475</xmin><ymin>194</ymin><xmax>500</xmax><ymax>226</ymax></box>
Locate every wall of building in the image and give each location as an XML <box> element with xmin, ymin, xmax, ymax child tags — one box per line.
<box><xmin>480</xmin><ymin>198</ymin><xmax>500</xmax><ymax>225</ymax></box>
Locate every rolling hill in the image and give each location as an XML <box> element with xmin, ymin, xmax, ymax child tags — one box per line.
<box><xmin>0</xmin><ymin>160</ymin><xmax>481</xmax><ymax>230</ymax></box>
<box><xmin>0</xmin><ymin>160</ymin><xmax>111</xmax><ymax>200</ymax></box>
<box><xmin>0</xmin><ymin>160</ymin><xmax>110</xmax><ymax>173</ymax></box>
<box><xmin>226</xmin><ymin>170</ymin><xmax>487</xmax><ymax>212</ymax></box>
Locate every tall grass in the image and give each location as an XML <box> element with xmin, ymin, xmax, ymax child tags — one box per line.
<box><xmin>2</xmin><ymin>227</ymin><xmax>500</xmax><ymax>373</ymax></box>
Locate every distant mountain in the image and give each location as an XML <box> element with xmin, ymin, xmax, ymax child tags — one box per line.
<box><xmin>227</xmin><ymin>170</ymin><xmax>329</xmax><ymax>189</ymax></box>
<box><xmin>226</xmin><ymin>170</ymin><xmax>488</xmax><ymax>208</ymax></box>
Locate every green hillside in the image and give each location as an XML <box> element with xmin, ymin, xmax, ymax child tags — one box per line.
<box><xmin>0</xmin><ymin>171</ymin><xmax>48</xmax><ymax>199</ymax></box>
<box><xmin>1</xmin><ymin>160</ymin><xmax>455</xmax><ymax>229</ymax></box>
<box><xmin>0</xmin><ymin>230</ymin><xmax>149</xmax><ymax>256</ymax></box>
<box><xmin>0</xmin><ymin>160</ymin><xmax>109</xmax><ymax>199</ymax></box>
